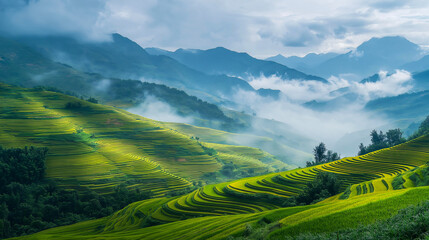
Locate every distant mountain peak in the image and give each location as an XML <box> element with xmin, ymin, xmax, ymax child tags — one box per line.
<box><xmin>160</xmin><ymin>45</ymin><xmax>326</xmax><ymax>82</ymax></box>
<box><xmin>357</xmin><ymin>35</ymin><xmax>421</xmax><ymax>53</ymax></box>
<box><xmin>311</xmin><ymin>35</ymin><xmax>423</xmax><ymax>78</ymax></box>
<box><xmin>175</xmin><ymin>48</ymin><xmax>200</xmax><ymax>54</ymax></box>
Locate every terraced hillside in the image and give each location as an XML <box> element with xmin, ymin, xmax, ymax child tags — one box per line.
<box><xmin>344</xmin><ymin>160</ymin><xmax>429</xmax><ymax>199</ymax></box>
<box><xmin>0</xmin><ymin>83</ymin><xmax>289</xmax><ymax>196</ymax></box>
<box><xmin>98</xmin><ymin>134</ymin><xmax>429</xmax><ymax>222</ymax></box>
<box><xmin>162</xmin><ymin>122</ymin><xmax>312</xmax><ymax>165</ymax></box>
<box><xmin>10</xmin><ymin>121</ymin><xmax>429</xmax><ymax>239</ymax></box>
<box><xmin>14</xmin><ymin>176</ymin><xmax>429</xmax><ymax>239</ymax></box>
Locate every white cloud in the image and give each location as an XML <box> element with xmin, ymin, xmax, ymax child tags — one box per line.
<box><xmin>236</xmin><ymin>69</ymin><xmax>413</xmax><ymax>155</ymax></box>
<box><xmin>127</xmin><ymin>95</ymin><xmax>193</xmax><ymax>124</ymax></box>
<box><xmin>248</xmin><ymin>69</ymin><xmax>413</xmax><ymax>103</ymax></box>
<box><xmin>248</xmin><ymin>74</ymin><xmax>349</xmax><ymax>102</ymax></box>
<box><xmin>94</xmin><ymin>79</ymin><xmax>112</xmax><ymax>92</ymax></box>
<box><xmin>231</xmin><ymin>89</ymin><xmax>384</xmax><ymax>151</ymax></box>
<box><xmin>349</xmin><ymin>49</ymin><xmax>364</xmax><ymax>58</ymax></box>
<box><xmin>351</xmin><ymin>70</ymin><xmax>413</xmax><ymax>101</ymax></box>
<box><xmin>0</xmin><ymin>0</ymin><xmax>112</xmax><ymax>42</ymax></box>
<box><xmin>1</xmin><ymin>0</ymin><xmax>429</xmax><ymax>57</ymax></box>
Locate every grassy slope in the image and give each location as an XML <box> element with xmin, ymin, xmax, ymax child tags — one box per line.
<box><xmin>13</xmin><ymin>133</ymin><xmax>429</xmax><ymax>240</ymax></box>
<box><xmin>163</xmin><ymin>122</ymin><xmax>311</xmax><ymax>165</ymax></box>
<box><xmin>0</xmin><ymin>83</ymin><xmax>286</xmax><ymax>196</ymax></box>
<box><xmin>13</xmin><ymin>186</ymin><xmax>429</xmax><ymax>240</ymax></box>
<box><xmin>0</xmin><ymin>35</ymin><xmax>312</xmax><ymax>163</ymax></box>
<box><xmin>128</xmin><ymin>134</ymin><xmax>429</xmax><ymax>222</ymax></box>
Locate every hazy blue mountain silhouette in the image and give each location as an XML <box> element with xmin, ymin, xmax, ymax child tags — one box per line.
<box><xmin>146</xmin><ymin>46</ymin><xmax>326</xmax><ymax>82</ymax></box>
<box><xmin>313</xmin><ymin>36</ymin><xmax>422</xmax><ymax>79</ymax></box>
<box><xmin>16</xmin><ymin>34</ymin><xmax>255</xmax><ymax>97</ymax></box>
<box><xmin>265</xmin><ymin>52</ymin><xmax>338</xmax><ymax>73</ymax></box>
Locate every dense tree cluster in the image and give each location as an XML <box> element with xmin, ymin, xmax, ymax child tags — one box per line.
<box><xmin>0</xmin><ymin>146</ymin><xmax>152</xmax><ymax>239</ymax></box>
<box><xmin>64</xmin><ymin>101</ymin><xmax>83</xmax><ymax>109</ymax></box>
<box><xmin>0</xmin><ymin>146</ymin><xmax>47</xmax><ymax>187</ymax></box>
<box><xmin>306</xmin><ymin>143</ymin><xmax>340</xmax><ymax>167</ymax></box>
<box><xmin>358</xmin><ymin>129</ymin><xmax>406</xmax><ymax>155</ymax></box>
<box><xmin>86</xmin><ymin>97</ymin><xmax>98</xmax><ymax>104</ymax></box>
<box><xmin>409</xmin><ymin>115</ymin><xmax>429</xmax><ymax>140</ymax></box>
<box><xmin>283</xmin><ymin>172</ymin><xmax>342</xmax><ymax>206</ymax></box>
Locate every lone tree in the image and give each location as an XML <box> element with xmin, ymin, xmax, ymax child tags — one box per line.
<box><xmin>314</xmin><ymin>142</ymin><xmax>327</xmax><ymax>164</ymax></box>
<box><xmin>307</xmin><ymin>143</ymin><xmax>340</xmax><ymax>167</ymax></box>
<box><xmin>386</xmin><ymin>129</ymin><xmax>404</xmax><ymax>146</ymax></box>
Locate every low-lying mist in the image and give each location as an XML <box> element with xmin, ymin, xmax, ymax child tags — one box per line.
<box><xmin>248</xmin><ymin>70</ymin><xmax>413</xmax><ymax>103</ymax></box>
<box><xmin>235</xmin><ymin>70</ymin><xmax>414</xmax><ymax>157</ymax></box>
<box><xmin>128</xmin><ymin>95</ymin><xmax>194</xmax><ymax>124</ymax></box>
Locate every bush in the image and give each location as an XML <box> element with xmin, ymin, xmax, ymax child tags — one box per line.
<box><xmin>294</xmin><ymin>172</ymin><xmax>342</xmax><ymax>205</ymax></box>
<box><xmin>65</xmin><ymin>102</ymin><xmax>83</xmax><ymax>109</ymax></box>
<box><xmin>86</xmin><ymin>97</ymin><xmax>98</xmax><ymax>104</ymax></box>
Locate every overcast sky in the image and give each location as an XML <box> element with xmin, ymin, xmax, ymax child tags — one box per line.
<box><xmin>1</xmin><ymin>0</ymin><xmax>429</xmax><ymax>58</ymax></box>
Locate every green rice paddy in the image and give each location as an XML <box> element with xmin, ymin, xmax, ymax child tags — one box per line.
<box><xmin>6</xmin><ymin>83</ymin><xmax>429</xmax><ymax>239</ymax></box>
<box><xmin>0</xmin><ymin>83</ymin><xmax>284</xmax><ymax>196</ymax></box>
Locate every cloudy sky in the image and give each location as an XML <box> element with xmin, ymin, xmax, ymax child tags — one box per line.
<box><xmin>1</xmin><ymin>0</ymin><xmax>429</xmax><ymax>58</ymax></box>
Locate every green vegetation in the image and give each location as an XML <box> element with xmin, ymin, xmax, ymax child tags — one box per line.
<box><xmin>358</xmin><ymin>128</ymin><xmax>406</xmax><ymax>155</ymax></box>
<box><xmin>17</xmin><ymin>132</ymin><xmax>424</xmax><ymax>233</ymax></box>
<box><xmin>0</xmin><ymin>36</ymin><xmax>236</xmax><ymax>126</ymax></box>
<box><xmin>284</xmin><ymin>200</ymin><xmax>429</xmax><ymax>240</ymax></box>
<box><xmin>6</xmin><ymin>126</ymin><xmax>429</xmax><ymax>239</ymax></box>
<box><xmin>306</xmin><ymin>142</ymin><xmax>340</xmax><ymax>167</ymax></box>
<box><xmin>0</xmin><ymin>146</ymin><xmax>47</xmax><ymax>187</ymax></box>
<box><xmin>2</xmin><ymin>37</ymin><xmax>429</xmax><ymax>239</ymax></box>
<box><xmin>409</xmin><ymin>115</ymin><xmax>429</xmax><ymax>140</ymax></box>
<box><xmin>0</xmin><ymin>146</ymin><xmax>151</xmax><ymax>238</ymax></box>
<box><xmin>135</xmin><ymin>133</ymin><xmax>429</xmax><ymax>224</ymax></box>
<box><xmin>11</xmin><ymin>186</ymin><xmax>429</xmax><ymax>240</ymax></box>
<box><xmin>16</xmin><ymin>34</ymin><xmax>255</xmax><ymax>98</ymax></box>
<box><xmin>391</xmin><ymin>164</ymin><xmax>429</xmax><ymax>190</ymax></box>
<box><xmin>284</xmin><ymin>172</ymin><xmax>342</xmax><ymax>206</ymax></box>
<box><xmin>0</xmin><ymin>83</ymin><xmax>287</xmax><ymax>199</ymax></box>
<box><xmin>162</xmin><ymin>122</ymin><xmax>312</xmax><ymax>165</ymax></box>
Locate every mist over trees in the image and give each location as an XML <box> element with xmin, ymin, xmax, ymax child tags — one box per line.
<box><xmin>409</xmin><ymin>115</ymin><xmax>429</xmax><ymax>140</ymax></box>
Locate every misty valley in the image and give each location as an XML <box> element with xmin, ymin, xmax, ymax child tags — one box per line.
<box><xmin>2</xmin><ymin>1</ymin><xmax>429</xmax><ymax>240</ymax></box>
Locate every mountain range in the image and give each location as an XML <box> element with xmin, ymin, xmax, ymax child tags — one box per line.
<box><xmin>145</xmin><ymin>46</ymin><xmax>326</xmax><ymax>82</ymax></box>
<box><xmin>14</xmin><ymin>34</ymin><xmax>326</xmax><ymax>103</ymax></box>
<box><xmin>14</xmin><ymin>34</ymin><xmax>253</xmax><ymax>100</ymax></box>
<box><xmin>268</xmin><ymin>36</ymin><xmax>426</xmax><ymax>80</ymax></box>
<box><xmin>265</xmin><ymin>52</ymin><xmax>339</xmax><ymax>74</ymax></box>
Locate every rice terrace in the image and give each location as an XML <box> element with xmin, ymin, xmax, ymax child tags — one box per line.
<box><xmin>2</xmin><ymin>1</ymin><xmax>429</xmax><ymax>240</ymax></box>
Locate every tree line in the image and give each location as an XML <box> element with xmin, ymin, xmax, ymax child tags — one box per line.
<box><xmin>358</xmin><ymin>115</ymin><xmax>429</xmax><ymax>156</ymax></box>
<box><xmin>358</xmin><ymin>129</ymin><xmax>405</xmax><ymax>155</ymax></box>
<box><xmin>0</xmin><ymin>146</ymin><xmax>152</xmax><ymax>239</ymax></box>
